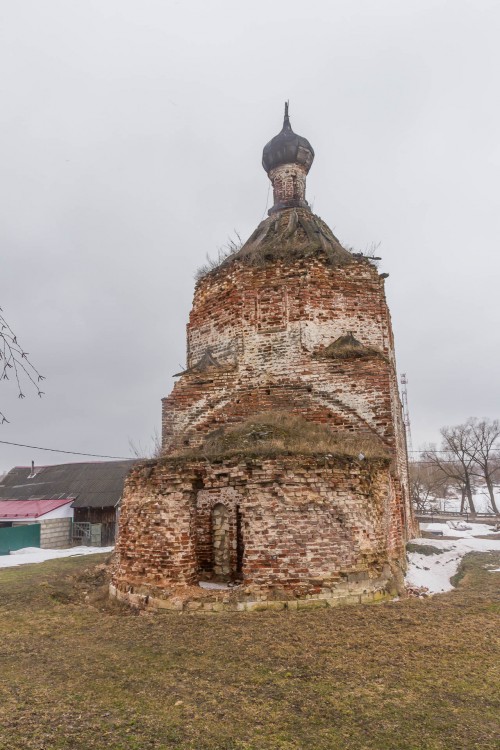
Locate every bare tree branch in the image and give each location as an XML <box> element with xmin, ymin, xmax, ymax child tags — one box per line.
<box><xmin>410</xmin><ymin>461</ymin><xmax>449</xmax><ymax>512</ymax></box>
<box><xmin>422</xmin><ymin>423</ymin><xmax>478</xmax><ymax>515</ymax></box>
<box><xmin>0</xmin><ymin>307</ymin><xmax>45</xmax><ymax>423</ymax></box>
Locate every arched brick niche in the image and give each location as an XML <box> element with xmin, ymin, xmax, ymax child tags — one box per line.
<box><xmin>195</xmin><ymin>487</ymin><xmax>243</xmax><ymax>580</ymax></box>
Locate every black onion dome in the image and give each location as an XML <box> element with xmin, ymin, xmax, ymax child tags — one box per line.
<box><xmin>262</xmin><ymin>103</ymin><xmax>315</xmax><ymax>174</ymax></box>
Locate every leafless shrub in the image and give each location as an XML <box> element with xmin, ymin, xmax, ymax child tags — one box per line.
<box><xmin>344</xmin><ymin>241</ymin><xmax>382</xmax><ymax>268</ymax></box>
<box><xmin>195</xmin><ymin>232</ymin><xmax>243</xmax><ymax>280</ymax></box>
<box><xmin>129</xmin><ymin>428</ymin><xmax>163</xmax><ymax>459</ymax></box>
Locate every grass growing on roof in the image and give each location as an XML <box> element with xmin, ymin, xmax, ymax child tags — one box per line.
<box><xmin>195</xmin><ymin>208</ymin><xmax>365</xmax><ymax>279</ymax></box>
<box><xmin>173</xmin><ymin>411</ymin><xmax>390</xmax><ymax>461</ymax></box>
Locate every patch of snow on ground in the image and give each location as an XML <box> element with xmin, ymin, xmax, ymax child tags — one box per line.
<box><xmin>406</xmin><ymin>535</ymin><xmax>500</xmax><ymax>594</ymax></box>
<box><xmin>420</xmin><ymin>522</ymin><xmax>498</xmax><ymax>538</ymax></box>
<box><xmin>198</xmin><ymin>581</ymin><xmax>231</xmax><ymax>590</ymax></box>
<box><xmin>11</xmin><ymin>547</ymin><xmax>43</xmax><ymax>555</ymax></box>
<box><xmin>0</xmin><ymin>546</ymin><xmax>113</xmax><ymax>569</ymax></box>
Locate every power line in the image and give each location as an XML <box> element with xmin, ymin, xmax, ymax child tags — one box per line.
<box><xmin>412</xmin><ymin>459</ymin><xmax>500</xmax><ymax>468</ymax></box>
<box><xmin>409</xmin><ymin>448</ymin><xmax>500</xmax><ymax>454</ymax></box>
<box><xmin>0</xmin><ymin>439</ymin><xmax>497</xmax><ymax>464</ymax></box>
<box><xmin>0</xmin><ymin>439</ymin><xmax>131</xmax><ymax>461</ymax></box>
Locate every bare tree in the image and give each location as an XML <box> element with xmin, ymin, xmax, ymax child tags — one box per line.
<box><xmin>0</xmin><ymin>308</ymin><xmax>44</xmax><ymax>424</ymax></box>
<box><xmin>410</xmin><ymin>461</ymin><xmax>449</xmax><ymax>512</ymax></box>
<box><xmin>423</xmin><ymin>423</ymin><xmax>478</xmax><ymax>515</ymax></box>
<box><xmin>465</xmin><ymin>418</ymin><xmax>500</xmax><ymax>515</ymax></box>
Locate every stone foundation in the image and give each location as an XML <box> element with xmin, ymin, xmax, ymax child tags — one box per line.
<box><xmin>109</xmin><ymin>577</ymin><xmax>394</xmax><ymax>613</ymax></box>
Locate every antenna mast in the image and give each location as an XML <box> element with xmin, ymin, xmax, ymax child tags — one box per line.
<box><xmin>400</xmin><ymin>373</ymin><xmax>413</xmax><ymax>459</ymax></box>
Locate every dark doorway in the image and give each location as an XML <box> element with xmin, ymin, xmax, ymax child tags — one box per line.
<box><xmin>236</xmin><ymin>505</ymin><xmax>244</xmax><ymax>576</ymax></box>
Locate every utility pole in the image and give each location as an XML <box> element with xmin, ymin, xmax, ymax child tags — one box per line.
<box><xmin>400</xmin><ymin>373</ymin><xmax>414</xmax><ymax>459</ymax></box>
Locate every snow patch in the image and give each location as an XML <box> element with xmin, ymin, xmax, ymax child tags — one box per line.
<box><xmin>419</xmin><ymin>522</ymin><xmax>498</xmax><ymax>538</ymax></box>
<box><xmin>198</xmin><ymin>581</ymin><xmax>231</xmax><ymax>590</ymax></box>
<box><xmin>11</xmin><ymin>547</ymin><xmax>43</xmax><ymax>555</ymax></box>
<box><xmin>406</xmin><ymin>535</ymin><xmax>500</xmax><ymax>594</ymax></box>
<box><xmin>0</xmin><ymin>546</ymin><xmax>113</xmax><ymax>568</ymax></box>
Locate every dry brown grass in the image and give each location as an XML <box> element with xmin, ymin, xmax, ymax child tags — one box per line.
<box><xmin>318</xmin><ymin>333</ymin><xmax>387</xmax><ymax>362</ymax></box>
<box><xmin>196</xmin><ymin>209</ymin><xmax>358</xmax><ymax>280</ymax></box>
<box><xmin>175</xmin><ymin>411</ymin><xmax>390</xmax><ymax>461</ymax></box>
<box><xmin>0</xmin><ymin>550</ymin><xmax>499</xmax><ymax>749</ymax></box>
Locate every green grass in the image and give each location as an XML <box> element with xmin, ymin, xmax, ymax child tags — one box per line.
<box><xmin>0</xmin><ymin>551</ymin><xmax>499</xmax><ymax>750</ymax></box>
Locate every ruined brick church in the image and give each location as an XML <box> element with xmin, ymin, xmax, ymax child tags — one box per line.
<box><xmin>112</xmin><ymin>105</ymin><xmax>416</xmax><ymax>611</ymax></box>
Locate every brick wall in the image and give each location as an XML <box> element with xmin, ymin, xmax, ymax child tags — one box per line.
<box><xmin>161</xmin><ymin>249</ymin><xmax>415</xmax><ymax>541</ymax></box>
<box><xmin>268</xmin><ymin>163</ymin><xmax>308</xmax><ymax>210</ymax></box>
<box><xmin>114</xmin><ymin>454</ymin><xmax>405</xmax><ymax>603</ymax></box>
<box><xmin>163</xmin><ymin>255</ymin><xmax>403</xmax><ymax>454</ymax></box>
<box><xmin>115</xmin><ymin>215</ymin><xmax>417</xmax><ymax>609</ymax></box>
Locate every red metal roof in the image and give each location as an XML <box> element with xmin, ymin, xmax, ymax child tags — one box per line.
<box><xmin>0</xmin><ymin>498</ymin><xmax>73</xmax><ymax>519</ymax></box>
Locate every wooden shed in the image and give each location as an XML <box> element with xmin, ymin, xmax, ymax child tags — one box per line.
<box><xmin>0</xmin><ymin>460</ymin><xmax>136</xmax><ymax>546</ymax></box>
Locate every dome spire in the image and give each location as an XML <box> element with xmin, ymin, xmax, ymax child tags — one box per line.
<box><xmin>283</xmin><ymin>100</ymin><xmax>291</xmax><ymax>129</ymax></box>
<box><xmin>262</xmin><ymin>103</ymin><xmax>315</xmax><ymax>214</ymax></box>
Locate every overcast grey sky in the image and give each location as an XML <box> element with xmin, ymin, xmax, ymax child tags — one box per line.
<box><xmin>1</xmin><ymin>0</ymin><xmax>499</xmax><ymax>471</ymax></box>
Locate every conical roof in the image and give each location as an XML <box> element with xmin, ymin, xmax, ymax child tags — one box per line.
<box><xmin>231</xmin><ymin>207</ymin><xmax>353</xmax><ymax>267</ymax></box>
